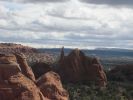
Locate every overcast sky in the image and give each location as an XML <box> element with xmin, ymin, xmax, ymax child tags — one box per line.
<box><xmin>0</xmin><ymin>0</ymin><xmax>133</xmax><ymax>49</ymax></box>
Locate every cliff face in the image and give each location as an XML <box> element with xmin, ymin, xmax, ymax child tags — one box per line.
<box><xmin>58</xmin><ymin>48</ymin><xmax>107</xmax><ymax>87</ymax></box>
<box><xmin>37</xmin><ymin>71</ymin><xmax>69</xmax><ymax>100</ymax></box>
<box><xmin>15</xmin><ymin>53</ymin><xmax>36</xmax><ymax>81</ymax></box>
<box><xmin>0</xmin><ymin>53</ymin><xmax>69</xmax><ymax>100</ymax></box>
<box><xmin>0</xmin><ymin>54</ymin><xmax>45</xmax><ymax>100</ymax></box>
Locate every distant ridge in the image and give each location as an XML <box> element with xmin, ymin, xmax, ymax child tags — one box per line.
<box><xmin>0</xmin><ymin>43</ymin><xmax>37</xmax><ymax>53</ymax></box>
<box><xmin>95</xmin><ymin>48</ymin><xmax>133</xmax><ymax>52</ymax></box>
<box><xmin>37</xmin><ymin>47</ymin><xmax>133</xmax><ymax>58</ymax></box>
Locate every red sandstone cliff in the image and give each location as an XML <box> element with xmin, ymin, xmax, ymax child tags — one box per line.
<box><xmin>58</xmin><ymin>48</ymin><xmax>107</xmax><ymax>87</ymax></box>
<box><xmin>0</xmin><ymin>53</ymin><xmax>69</xmax><ymax>100</ymax></box>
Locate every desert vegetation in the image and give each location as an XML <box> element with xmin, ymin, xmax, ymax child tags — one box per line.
<box><xmin>64</xmin><ymin>81</ymin><xmax>133</xmax><ymax>100</ymax></box>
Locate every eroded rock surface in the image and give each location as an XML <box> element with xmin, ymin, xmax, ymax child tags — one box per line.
<box><xmin>0</xmin><ymin>54</ymin><xmax>45</xmax><ymax>100</ymax></box>
<box><xmin>0</xmin><ymin>53</ymin><xmax>69</xmax><ymax>100</ymax></box>
<box><xmin>37</xmin><ymin>71</ymin><xmax>69</xmax><ymax>100</ymax></box>
<box><xmin>15</xmin><ymin>53</ymin><xmax>36</xmax><ymax>81</ymax></box>
<box><xmin>58</xmin><ymin>48</ymin><xmax>107</xmax><ymax>87</ymax></box>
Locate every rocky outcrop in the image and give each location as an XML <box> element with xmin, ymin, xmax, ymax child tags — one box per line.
<box><xmin>0</xmin><ymin>54</ymin><xmax>45</xmax><ymax>100</ymax></box>
<box><xmin>15</xmin><ymin>53</ymin><xmax>36</xmax><ymax>81</ymax></box>
<box><xmin>31</xmin><ymin>62</ymin><xmax>52</xmax><ymax>78</ymax></box>
<box><xmin>58</xmin><ymin>48</ymin><xmax>107</xmax><ymax>87</ymax></box>
<box><xmin>36</xmin><ymin>71</ymin><xmax>69</xmax><ymax>100</ymax></box>
<box><xmin>0</xmin><ymin>43</ymin><xmax>37</xmax><ymax>54</ymax></box>
<box><xmin>0</xmin><ymin>53</ymin><xmax>69</xmax><ymax>100</ymax></box>
<box><xmin>107</xmin><ymin>64</ymin><xmax>133</xmax><ymax>82</ymax></box>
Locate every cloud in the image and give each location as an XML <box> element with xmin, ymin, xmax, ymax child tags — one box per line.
<box><xmin>0</xmin><ymin>0</ymin><xmax>68</xmax><ymax>3</ymax></box>
<box><xmin>79</xmin><ymin>0</ymin><xmax>133</xmax><ymax>6</ymax></box>
<box><xmin>0</xmin><ymin>0</ymin><xmax>133</xmax><ymax>49</ymax></box>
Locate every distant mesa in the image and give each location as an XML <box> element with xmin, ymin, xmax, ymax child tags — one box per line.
<box><xmin>0</xmin><ymin>43</ymin><xmax>37</xmax><ymax>54</ymax></box>
<box><xmin>57</xmin><ymin>47</ymin><xmax>107</xmax><ymax>87</ymax></box>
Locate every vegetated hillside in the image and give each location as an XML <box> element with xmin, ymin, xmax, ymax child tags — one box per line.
<box><xmin>64</xmin><ymin>81</ymin><xmax>133</xmax><ymax>100</ymax></box>
<box><xmin>0</xmin><ymin>43</ymin><xmax>57</xmax><ymax>65</ymax></box>
<box><xmin>65</xmin><ymin>63</ymin><xmax>133</xmax><ymax>100</ymax></box>
<box><xmin>26</xmin><ymin>52</ymin><xmax>57</xmax><ymax>66</ymax></box>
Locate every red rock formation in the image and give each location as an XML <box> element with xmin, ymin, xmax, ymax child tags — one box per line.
<box><xmin>0</xmin><ymin>43</ymin><xmax>37</xmax><ymax>54</ymax></box>
<box><xmin>15</xmin><ymin>53</ymin><xmax>36</xmax><ymax>82</ymax></box>
<box><xmin>58</xmin><ymin>48</ymin><xmax>107</xmax><ymax>87</ymax></box>
<box><xmin>59</xmin><ymin>47</ymin><xmax>65</xmax><ymax>62</ymax></box>
<box><xmin>0</xmin><ymin>54</ymin><xmax>45</xmax><ymax>100</ymax></box>
<box><xmin>36</xmin><ymin>71</ymin><xmax>69</xmax><ymax>100</ymax></box>
<box><xmin>0</xmin><ymin>53</ymin><xmax>69</xmax><ymax>100</ymax></box>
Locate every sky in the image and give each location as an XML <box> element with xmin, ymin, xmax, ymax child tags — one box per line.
<box><xmin>0</xmin><ymin>0</ymin><xmax>133</xmax><ymax>49</ymax></box>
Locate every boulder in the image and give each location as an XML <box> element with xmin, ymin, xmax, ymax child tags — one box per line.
<box><xmin>0</xmin><ymin>54</ymin><xmax>45</xmax><ymax>100</ymax></box>
<box><xmin>58</xmin><ymin>48</ymin><xmax>107</xmax><ymax>87</ymax></box>
<box><xmin>36</xmin><ymin>71</ymin><xmax>69</xmax><ymax>100</ymax></box>
<box><xmin>15</xmin><ymin>53</ymin><xmax>36</xmax><ymax>81</ymax></box>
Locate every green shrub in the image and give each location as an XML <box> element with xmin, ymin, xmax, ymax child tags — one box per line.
<box><xmin>64</xmin><ymin>82</ymin><xmax>133</xmax><ymax>100</ymax></box>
